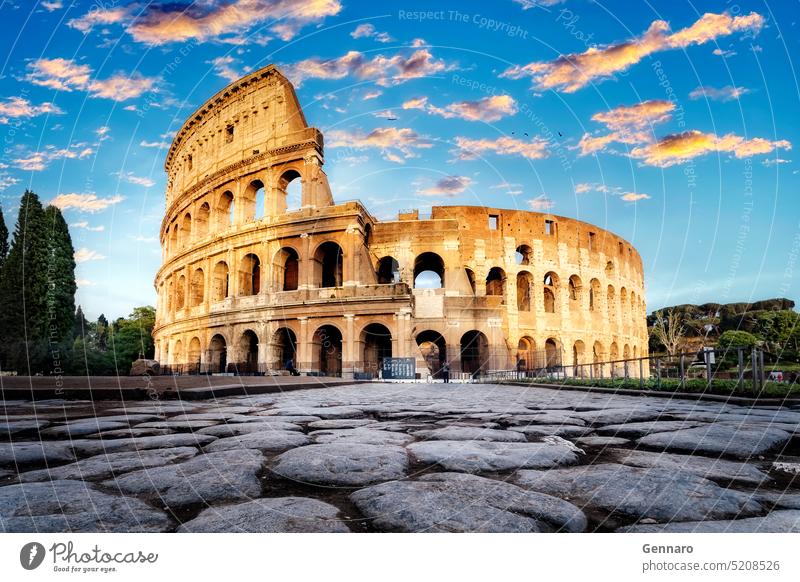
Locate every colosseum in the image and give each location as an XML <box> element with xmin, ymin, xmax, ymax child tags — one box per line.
<box><xmin>153</xmin><ymin>64</ymin><xmax>648</xmax><ymax>380</ymax></box>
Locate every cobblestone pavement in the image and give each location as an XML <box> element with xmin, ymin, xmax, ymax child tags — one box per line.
<box><xmin>2</xmin><ymin>383</ymin><xmax>799</xmax><ymax>532</ymax></box>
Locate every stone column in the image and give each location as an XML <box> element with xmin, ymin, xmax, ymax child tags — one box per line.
<box><xmin>297</xmin><ymin>317</ymin><xmax>310</xmax><ymax>373</ymax></box>
<box><xmin>342</xmin><ymin>314</ymin><xmax>356</xmax><ymax>379</ymax></box>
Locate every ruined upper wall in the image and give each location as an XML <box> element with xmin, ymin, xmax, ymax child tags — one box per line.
<box><xmin>164</xmin><ymin>65</ymin><xmax>319</xmax><ymax>203</ymax></box>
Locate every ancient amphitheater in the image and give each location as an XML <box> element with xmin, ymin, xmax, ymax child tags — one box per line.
<box><xmin>153</xmin><ymin>65</ymin><xmax>648</xmax><ymax>379</ymax></box>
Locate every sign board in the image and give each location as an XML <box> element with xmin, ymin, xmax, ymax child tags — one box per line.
<box><xmin>382</xmin><ymin>357</ymin><xmax>416</xmax><ymax>380</ymax></box>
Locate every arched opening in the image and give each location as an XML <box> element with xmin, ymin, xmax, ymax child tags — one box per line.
<box><xmin>272</xmin><ymin>327</ymin><xmax>297</xmax><ymax>372</ymax></box>
<box><xmin>212</xmin><ymin>261</ymin><xmax>229</xmax><ymax>301</ymax></box>
<box><xmin>181</xmin><ymin>213</ymin><xmax>192</xmax><ymax>247</ymax></box>
<box><xmin>188</xmin><ymin>337</ymin><xmax>201</xmax><ymax>372</ymax></box>
<box><xmin>543</xmin><ymin>272</ymin><xmax>559</xmax><ymax>313</ymax></box>
<box><xmin>376</xmin><ymin>256</ymin><xmax>400</xmax><ymax>284</ymax></box>
<box><xmin>167</xmin><ymin>280</ymin><xmax>174</xmax><ymax>313</ymax></box>
<box><xmin>279</xmin><ymin>169</ymin><xmax>302</xmax><ymax>212</ymax></box>
<box><xmin>196</xmin><ymin>202</ymin><xmax>210</xmax><ymax>237</ymax></box>
<box><xmin>172</xmin><ymin>340</ymin><xmax>184</xmax><ymax>366</ymax></box>
<box><xmin>515</xmin><ymin>244</ymin><xmax>532</xmax><ymax>265</ymax></box>
<box><xmin>176</xmin><ymin>275</ymin><xmax>186</xmax><ymax>309</ymax></box>
<box><xmin>255</xmin><ymin>182</ymin><xmax>265</xmax><ymax>220</ymax></box>
<box><xmin>274</xmin><ymin>247</ymin><xmax>300</xmax><ymax>291</ymax></box>
<box><xmin>568</xmin><ymin>275</ymin><xmax>582</xmax><ymax>305</ymax></box>
<box><xmin>413</xmin><ymin>252</ymin><xmax>444</xmax><ymax>289</ymax></box>
<box><xmin>242</xmin><ymin>179</ymin><xmax>265</xmax><ymax>222</ymax></box>
<box><xmin>589</xmin><ymin>278</ymin><xmax>600</xmax><ymax>311</ymax></box>
<box><xmin>610</xmin><ymin>342</ymin><xmax>620</xmax><ymax>377</ymax></box>
<box><xmin>623</xmin><ymin>344</ymin><xmax>631</xmax><ymax>359</ymax></box>
<box><xmin>169</xmin><ymin>225</ymin><xmax>178</xmax><ymax>255</ymax></box>
<box><xmin>314</xmin><ymin>241</ymin><xmax>343</xmax><ymax>288</ymax></box>
<box><xmin>517</xmin><ymin>336</ymin><xmax>536</xmax><ymax>370</ymax></box>
<box><xmin>239</xmin><ymin>254</ymin><xmax>261</xmax><ymax>296</ymax></box>
<box><xmin>465</xmin><ymin>267</ymin><xmax>477</xmax><ymax>295</ymax></box>
<box><xmin>516</xmin><ymin>271</ymin><xmax>532</xmax><ymax>311</ymax></box>
<box><xmin>361</xmin><ymin>323</ymin><xmax>392</xmax><ymax>378</ymax></box>
<box><xmin>620</xmin><ymin>287</ymin><xmax>628</xmax><ymax>321</ymax></box>
<box><xmin>190</xmin><ymin>268</ymin><xmax>204</xmax><ymax>306</ymax></box>
<box><xmin>216</xmin><ymin>191</ymin><xmax>234</xmax><ymax>229</ymax></box>
<box><xmin>209</xmin><ymin>334</ymin><xmax>227</xmax><ymax>374</ymax></box>
<box><xmin>237</xmin><ymin>330</ymin><xmax>260</xmax><ymax>374</ymax></box>
<box><xmin>593</xmin><ymin>341</ymin><xmax>605</xmax><ymax>377</ymax></box>
<box><xmin>486</xmin><ymin>267</ymin><xmax>506</xmax><ymax>299</ymax></box>
<box><xmin>573</xmin><ymin>340</ymin><xmax>586</xmax><ymax>377</ymax></box>
<box><xmin>313</xmin><ymin>325</ymin><xmax>342</xmax><ymax>376</ymax></box>
<box><xmin>605</xmin><ymin>261</ymin><xmax>615</xmax><ymax>277</ymax></box>
<box><xmin>607</xmin><ymin>285</ymin><xmax>616</xmax><ymax>320</ymax></box>
<box><xmin>460</xmin><ymin>330</ymin><xmax>489</xmax><ymax>375</ymax></box>
<box><xmin>545</xmin><ymin>338</ymin><xmax>560</xmax><ymax>369</ymax></box>
<box><xmin>415</xmin><ymin>330</ymin><xmax>446</xmax><ymax>378</ymax></box>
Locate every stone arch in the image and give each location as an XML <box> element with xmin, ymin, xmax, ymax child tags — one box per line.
<box><xmin>460</xmin><ymin>330</ymin><xmax>489</xmax><ymax>375</ymax></box>
<box><xmin>212</xmin><ymin>261</ymin><xmax>229</xmax><ymax>301</ymax></box>
<box><xmin>361</xmin><ymin>323</ymin><xmax>392</xmax><ymax>377</ymax></box>
<box><xmin>188</xmin><ymin>337</ymin><xmax>202</xmax><ymax>369</ymax></box>
<box><xmin>517</xmin><ymin>336</ymin><xmax>536</xmax><ymax>370</ymax></box>
<box><xmin>312</xmin><ymin>324</ymin><xmax>343</xmax><ymax>376</ymax></box>
<box><xmin>208</xmin><ymin>333</ymin><xmax>227</xmax><ymax>373</ymax></box>
<box><xmin>516</xmin><ymin>271</ymin><xmax>532</xmax><ymax>311</ymax></box>
<box><xmin>545</xmin><ymin>337</ymin><xmax>560</xmax><ymax>368</ymax></box>
<box><xmin>272</xmin><ymin>327</ymin><xmax>297</xmax><ymax>371</ymax></box>
<box><xmin>415</xmin><ymin>330</ymin><xmax>447</xmax><ymax>378</ymax></box>
<box><xmin>486</xmin><ymin>267</ymin><xmax>506</xmax><ymax>299</ymax></box>
<box><xmin>239</xmin><ymin>253</ymin><xmax>261</xmax><ymax>296</ymax></box>
<box><xmin>172</xmin><ymin>339</ymin><xmax>184</xmax><ymax>365</ymax></box>
<box><xmin>176</xmin><ymin>274</ymin><xmax>186</xmax><ymax>309</ymax></box>
<box><xmin>242</xmin><ymin>179</ymin><xmax>265</xmax><ymax>221</ymax></box>
<box><xmin>167</xmin><ymin>279</ymin><xmax>174</xmax><ymax>313</ymax></box>
<box><xmin>593</xmin><ymin>341</ymin><xmax>605</xmax><ymax>376</ymax></box>
<box><xmin>313</xmin><ymin>241</ymin><xmax>343</xmax><ymax>288</ymax></box>
<box><xmin>605</xmin><ymin>261</ymin><xmax>615</xmax><ymax>277</ymax></box>
<box><xmin>413</xmin><ymin>252</ymin><xmax>445</xmax><ymax>289</ymax></box>
<box><xmin>465</xmin><ymin>267</ymin><xmax>477</xmax><ymax>295</ymax></box>
<box><xmin>573</xmin><ymin>340</ymin><xmax>586</xmax><ymax>371</ymax></box>
<box><xmin>515</xmin><ymin>244</ymin><xmax>532</xmax><ymax>265</ymax></box>
<box><xmin>273</xmin><ymin>247</ymin><xmax>300</xmax><ymax>291</ymax></box>
<box><xmin>190</xmin><ymin>267</ymin><xmax>204</xmax><ymax>306</ymax></box>
<box><xmin>278</xmin><ymin>169</ymin><xmax>302</xmax><ymax>212</ymax></box>
<box><xmin>195</xmin><ymin>201</ymin><xmax>210</xmax><ymax>237</ymax></box>
<box><xmin>543</xmin><ymin>271</ymin><xmax>559</xmax><ymax>313</ymax></box>
<box><xmin>568</xmin><ymin>275</ymin><xmax>582</xmax><ymax>305</ymax></box>
<box><xmin>623</xmin><ymin>344</ymin><xmax>631</xmax><ymax>359</ymax></box>
<box><xmin>376</xmin><ymin>256</ymin><xmax>400</xmax><ymax>284</ymax></box>
<box><xmin>589</xmin><ymin>278</ymin><xmax>601</xmax><ymax>311</ymax></box>
<box><xmin>170</xmin><ymin>224</ymin><xmax>178</xmax><ymax>255</ymax></box>
<box><xmin>237</xmin><ymin>329</ymin><xmax>260</xmax><ymax>373</ymax></box>
<box><xmin>181</xmin><ymin>212</ymin><xmax>192</xmax><ymax>247</ymax></box>
<box><xmin>620</xmin><ymin>287</ymin><xmax>628</xmax><ymax>321</ymax></box>
<box><xmin>607</xmin><ymin>285</ymin><xmax>616</xmax><ymax>320</ymax></box>
<box><xmin>215</xmin><ymin>190</ymin><xmax>234</xmax><ymax>229</ymax></box>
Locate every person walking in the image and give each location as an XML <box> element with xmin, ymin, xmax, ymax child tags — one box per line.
<box><xmin>442</xmin><ymin>361</ymin><xmax>450</xmax><ymax>383</ymax></box>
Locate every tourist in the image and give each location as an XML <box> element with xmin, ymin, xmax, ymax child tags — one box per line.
<box><xmin>442</xmin><ymin>362</ymin><xmax>450</xmax><ymax>383</ymax></box>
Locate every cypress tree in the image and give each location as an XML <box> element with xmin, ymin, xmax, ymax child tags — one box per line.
<box><xmin>73</xmin><ymin>305</ymin><xmax>89</xmax><ymax>340</ymax></box>
<box><xmin>0</xmin><ymin>191</ymin><xmax>50</xmax><ymax>373</ymax></box>
<box><xmin>0</xmin><ymin>205</ymin><xmax>8</xmax><ymax>272</ymax></box>
<box><xmin>43</xmin><ymin>205</ymin><xmax>76</xmax><ymax>344</ymax></box>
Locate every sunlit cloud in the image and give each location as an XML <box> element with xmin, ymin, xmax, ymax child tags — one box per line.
<box><xmin>285</xmin><ymin>48</ymin><xmax>456</xmax><ymax>87</ymax></box>
<box><xmin>51</xmin><ymin>193</ymin><xmax>125</xmax><ymax>213</ymax></box>
<box><xmin>74</xmin><ymin>248</ymin><xmax>106</xmax><ymax>263</ymax></box>
<box><xmin>327</xmin><ymin>127</ymin><xmax>433</xmax><ymax>163</ymax></box>
<box><xmin>573</xmin><ymin>182</ymin><xmax>652</xmax><ymax>203</ymax></box>
<box><xmin>25</xmin><ymin>58</ymin><xmax>157</xmax><ymax>101</ymax></box>
<box><xmin>70</xmin><ymin>220</ymin><xmax>106</xmax><ymax>232</ymax></box>
<box><xmin>13</xmin><ymin>145</ymin><xmax>93</xmax><ymax>171</ymax></box>
<box><xmin>689</xmin><ymin>85</ymin><xmax>749</xmax><ymax>102</ymax></box>
<box><xmin>208</xmin><ymin>56</ymin><xmax>249</xmax><ymax>82</ymax></box>
<box><xmin>115</xmin><ymin>171</ymin><xmax>156</xmax><ymax>188</ymax></box>
<box><xmin>528</xmin><ymin>195</ymin><xmax>555</xmax><ymax>210</ymax></box>
<box><xmin>351</xmin><ymin>23</ymin><xmax>393</xmax><ymax>43</ymax></box>
<box><xmin>0</xmin><ymin>97</ymin><xmax>62</xmax><ymax>124</ymax></box>
<box><xmin>578</xmin><ymin>100</ymin><xmax>674</xmax><ymax>155</ymax></box>
<box><xmin>42</xmin><ymin>1</ymin><xmax>63</xmax><ymax>10</ymax></box>
<box><xmin>631</xmin><ymin>130</ymin><xmax>792</xmax><ymax>167</ymax></box>
<box><xmin>502</xmin><ymin>11</ymin><xmax>764</xmax><ymax>93</ymax></box>
<box><xmin>140</xmin><ymin>140</ymin><xmax>171</xmax><ymax>149</ymax></box>
<box><xmin>454</xmin><ymin>136</ymin><xmax>549</xmax><ymax>160</ymax></box>
<box><xmin>68</xmin><ymin>0</ymin><xmax>342</xmax><ymax>45</ymax></box>
<box><xmin>403</xmin><ymin>94</ymin><xmax>518</xmax><ymax>122</ymax></box>
<box><xmin>419</xmin><ymin>175</ymin><xmax>473</xmax><ymax>196</ymax></box>
<box><xmin>621</xmin><ymin>192</ymin><xmax>652</xmax><ymax>202</ymax></box>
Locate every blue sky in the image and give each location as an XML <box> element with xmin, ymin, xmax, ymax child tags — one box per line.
<box><xmin>0</xmin><ymin>0</ymin><xmax>798</xmax><ymax>320</ymax></box>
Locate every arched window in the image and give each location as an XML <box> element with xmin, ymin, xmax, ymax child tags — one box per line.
<box><xmin>314</xmin><ymin>242</ymin><xmax>343</xmax><ymax>288</ymax></box>
<box><xmin>240</xmin><ymin>254</ymin><xmax>261</xmax><ymax>296</ymax></box>
<box><xmin>543</xmin><ymin>271</ymin><xmax>559</xmax><ymax>313</ymax></box>
<box><xmin>516</xmin><ymin>271</ymin><xmax>532</xmax><ymax>311</ymax></box>
<box><xmin>486</xmin><ymin>267</ymin><xmax>506</xmax><ymax>299</ymax></box>
<box><xmin>216</xmin><ymin>191</ymin><xmax>234</xmax><ymax>229</ymax></box>
<box><xmin>465</xmin><ymin>267</ymin><xmax>477</xmax><ymax>295</ymax></box>
<box><xmin>279</xmin><ymin>169</ymin><xmax>302</xmax><ymax>212</ymax></box>
<box><xmin>176</xmin><ymin>275</ymin><xmax>186</xmax><ymax>309</ymax></box>
<box><xmin>607</xmin><ymin>285</ymin><xmax>616</xmax><ymax>320</ymax></box>
<box><xmin>212</xmin><ymin>261</ymin><xmax>229</xmax><ymax>301</ymax></box>
<box><xmin>208</xmin><ymin>334</ymin><xmax>227</xmax><ymax>373</ymax></box>
<box><xmin>545</xmin><ymin>338</ymin><xmax>560</xmax><ymax>368</ymax></box>
<box><xmin>460</xmin><ymin>330</ymin><xmax>489</xmax><ymax>374</ymax></box>
<box><xmin>376</xmin><ymin>256</ymin><xmax>400</xmax><ymax>284</ymax></box>
<box><xmin>361</xmin><ymin>323</ymin><xmax>392</xmax><ymax>377</ymax></box>
<box><xmin>181</xmin><ymin>213</ymin><xmax>192</xmax><ymax>247</ymax></box>
<box><xmin>237</xmin><ymin>330</ymin><xmax>260</xmax><ymax>374</ymax></box>
<box><xmin>515</xmin><ymin>244</ymin><xmax>532</xmax><ymax>265</ymax></box>
<box><xmin>605</xmin><ymin>261</ymin><xmax>615</xmax><ymax>277</ymax></box>
<box><xmin>312</xmin><ymin>325</ymin><xmax>342</xmax><ymax>376</ymax></box>
<box><xmin>273</xmin><ymin>247</ymin><xmax>300</xmax><ymax>291</ymax></box>
<box><xmin>242</xmin><ymin>179</ymin><xmax>265</xmax><ymax>222</ymax></box>
<box><xmin>190</xmin><ymin>268</ymin><xmax>204</xmax><ymax>306</ymax></box>
<box><xmin>195</xmin><ymin>202</ymin><xmax>210</xmax><ymax>238</ymax></box>
<box><xmin>170</xmin><ymin>224</ymin><xmax>178</xmax><ymax>255</ymax></box>
<box><xmin>589</xmin><ymin>278</ymin><xmax>601</xmax><ymax>311</ymax></box>
<box><xmin>568</xmin><ymin>275</ymin><xmax>582</xmax><ymax>304</ymax></box>
<box><xmin>413</xmin><ymin>252</ymin><xmax>444</xmax><ymax>289</ymax></box>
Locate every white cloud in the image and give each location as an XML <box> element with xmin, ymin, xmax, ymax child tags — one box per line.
<box><xmin>25</xmin><ymin>58</ymin><xmax>157</xmax><ymax>101</ymax></box>
<box><xmin>74</xmin><ymin>248</ymin><xmax>106</xmax><ymax>263</ymax></box>
<box><xmin>50</xmin><ymin>193</ymin><xmax>124</xmax><ymax>213</ymax></box>
<box><xmin>351</xmin><ymin>23</ymin><xmax>393</xmax><ymax>43</ymax></box>
<box><xmin>528</xmin><ymin>195</ymin><xmax>555</xmax><ymax>210</ymax></box>
<box><xmin>115</xmin><ymin>171</ymin><xmax>156</xmax><ymax>188</ymax></box>
<box><xmin>0</xmin><ymin>97</ymin><xmax>63</xmax><ymax>124</ymax></box>
<box><xmin>419</xmin><ymin>176</ymin><xmax>473</xmax><ymax>196</ymax></box>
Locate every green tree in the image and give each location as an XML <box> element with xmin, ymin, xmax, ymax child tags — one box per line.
<box><xmin>0</xmin><ymin>191</ymin><xmax>50</xmax><ymax>373</ymax></box>
<box><xmin>108</xmin><ymin>306</ymin><xmax>156</xmax><ymax>373</ymax></box>
<box><xmin>718</xmin><ymin>330</ymin><xmax>760</xmax><ymax>351</ymax></box>
<box><xmin>0</xmin><ymin>205</ymin><xmax>9</xmax><ymax>272</ymax></box>
<box><xmin>44</xmin><ymin>205</ymin><xmax>76</xmax><ymax>347</ymax></box>
<box><xmin>73</xmin><ymin>305</ymin><xmax>89</xmax><ymax>340</ymax></box>
<box><xmin>650</xmin><ymin>308</ymin><xmax>686</xmax><ymax>356</ymax></box>
<box><xmin>96</xmin><ymin>313</ymin><xmax>109</xmax><ymax>350</ymax></box>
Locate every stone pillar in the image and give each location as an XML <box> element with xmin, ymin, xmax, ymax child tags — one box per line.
<box><xmin>299</xmin><ymin>234</ymin><xmax>312</xmax><ymax>290</ymax></box>
<box><xmin>342</xmin><ymin>314</ymin><xmax>356</xmax><ymax>379</ymax></box>
<box><xmin>297</xmin><ymin>317</ymin><xmax>310</xmax><ymax>373</ymax></box>
<box><xmin>343</xmin><ymin>226</ymin><xmax>359</xmax><ymax>287</ymax></box>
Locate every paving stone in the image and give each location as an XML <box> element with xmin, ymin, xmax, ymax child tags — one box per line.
<box><xmin>272</xmin><ymin>443</ymin><xmax>408</xmax><ymax>486</ymax></box>
<box><xmin>507</xmin><ymin>425</ymin><xmax>593</xmax><ymax>438</ymax></box>
<box><xmin>177</xmin><ymin>497</ymin><xmax>350</xmax><ymax>532</ymax></box>
<box><xmin>204</xmin><ymin>430</ymin><xmax>311</xmax><ymax>453</ymax></box>
<box><xmin>351</xmin><ymin>472</ymin><xmax>586</xmax><ymax>533</ymax></box>
<box><xmin>70</xmin><ymin>433</ymin><xmax>217</xmax><ymax>456</ymax></box>
<box><xmin>0</xmin><ymin>441</ymin><xmax>75</xmax><ymax>466</ymax></box>
<box><xmin>250</xmin><ymin>414</ymin><xmax>322</xmax><ymax>423</ymax></box>
<box><xmin>610</xmin><ymin>448</ymin><xmax>771</xmax><ymax>486</ymax></box>
<box><xmin>618</xmin><ymin>511</ymin><xmax>800</xmax><ymax>533</ymax></box>
<box><xmin>0</xmin><ymin>480</ymin><xmax>171</xmax><ymax>532</ymax></box>
<box><xmin>198</xmin><ymin>421</ymin><xmax>301</xmax><ymax>437</ymax></box>
<box><xmin>596</xmin><ymin>421</ymin><xmax>707</xmax><ymax>439</ymax></box>
<box><xmin>133</xmin><ymin>420</ymin><xmax>221</xmax><ymax>430</ymax></box>
<box><xmin>104</xmin><ymin>449</ymin><xmax>265</xmax><ymax>507</ymax></box>
<box><xmin>408</xmin><ymin>440</ymin><xmax>580</xmax><ymax>473</ymax></box>
<box><xmin>413</xmin><ymin>426</ymin><xmax>527</xmax><ymax>443</ymax></box>
<box><xmin>269</xmin><ymin>406</ymin><xmax>364</xmax><ymax>419</ymax></box>
<box><xmin>89</xmin><ymin>428</ymin><xmax>175</xmax><ymax>439</ymax></box>
<box><xmin>516</xmin><ymin>463</ymin><xmax>762</xmax><ymax>523</ymax></box>
<box><xmin>753</xmin><ymin>492</ymin><xmax>800</xmax><ymax>510</ymax></box>
<box><xmin>772</xmin><ymin>461</ymin><xmax>800</xmax><ymax>476</ymax></box>
<box><xmin>572</xmin><ymin>409</ymin><xmax>664</xmax><ymax>425</ymax></box>
<box><xmin>505</xmin><ymin>413</ymin><xmax>587</xmax><ymax>426</ymax></box>
<box><xmin>42</xmin><ymin>420</ymin><xmax>131</xmax><ymax>438</ymax></box>
<box><xmin>637</xmin><ymin>424</ymin><xmax>792</xmax><ymax>458</ymax></box>
<box><xmin>0</xmin><ymin>420</ymin><xmax>50</xmax><ymax>435</ymax></box>
<box><xmin>84</xmin><ymin>414</ymin><xmax>162</xmax><ymax>423</ymax></box>
<box><xmin>311</xmin><ymin>429</ymin><xmax>414</xmax><ymax>446</ymax></box>
<box><xmin>307</xmin><ymin>419</ymin><xmax>377</xmax><ymax>430</ymax></box>
<box><xmin>18</xmin><ymin>447</ymin><xmax>200</xmax><ymax>482</ymax></box>
<box><xmin>575</xmin><ymin>436</ymin><xmax>631</xmax><ymax>447</ymax></box>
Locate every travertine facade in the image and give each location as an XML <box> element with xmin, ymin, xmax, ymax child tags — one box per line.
<box><xmin>153</xmin><ymin>65</ymin><xmax>648</xmax><ymax>378</ymax></box>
